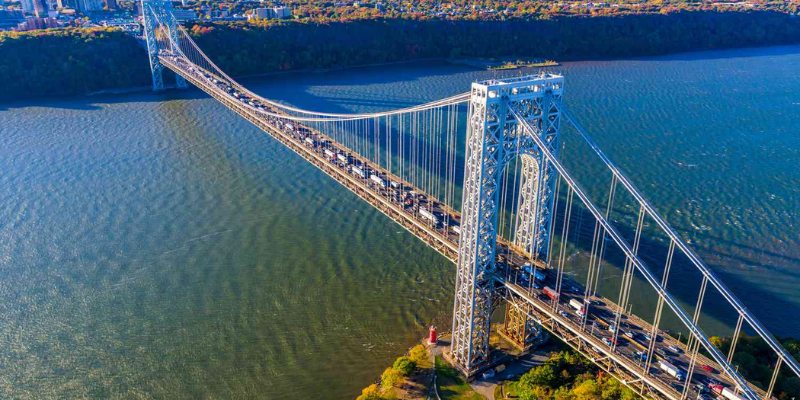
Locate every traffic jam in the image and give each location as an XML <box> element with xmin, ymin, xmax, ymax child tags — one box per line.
<box><xmin>168</xmin><ymin>55</ymin><xmax>465</xmax><ymax>238</ymax></box>
<box><xmin>174</xmin><ymin>57</ymin><xmax>756</xmax><ymax>400</ymax></box>
<box><xmin>506</xmin><ymin>264</ymin><xmax>750</xmax><ymax>400</ymax></box>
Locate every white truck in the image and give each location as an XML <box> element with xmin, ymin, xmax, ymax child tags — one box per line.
<box><xmin>350</xmin><ymin>166</ymin><xmax>366</xmax><ymax>179</ymax></box>
<box><xmin>370</xmin><ymin>174</ymin><xmax>388</xmax><ymax>188</ymax></box>
<box><xmin>709</xmin><ymin>384</ymin><xmax>745</xmax><ymax>400</ymax></box>
<box><xmin>569</xmin><ymin>298</ymin><xmax>587</xmax><ymax>316</ymax></box>
<box><xmin>658</xmin><ymin>360</ymin><xmax>686</xmax><ymax>381</ymax></box>
<box><xmin>419</xmin><ymin>208</ymin><xmax>439</xmax><ymax>225</ymax></box>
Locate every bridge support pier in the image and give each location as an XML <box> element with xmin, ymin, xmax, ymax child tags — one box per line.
<box><xmin>450</xmin><ymin>74</ymin><xmax>564</xmax><ymax>377</ymax></box>
<box><xmin>500</xmin><ymin>299</ymin><xmax>542</xmax><ymax>351</ymax></box>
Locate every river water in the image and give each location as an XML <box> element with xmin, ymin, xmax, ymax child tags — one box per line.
<box><xmin>1</xmin><ymin>45</ymin><xmax>799</xmax><ymax>399</ymax></box>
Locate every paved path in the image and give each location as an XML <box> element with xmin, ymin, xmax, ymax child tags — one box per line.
<box><xmin>469</xmin><ymin>349</ymin><xmax>551</xmax><ymax>400</ymax></box>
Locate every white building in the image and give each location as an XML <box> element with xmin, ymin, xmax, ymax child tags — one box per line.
<box><xmin>247</xmin><ymin>6</ymin><xmax>291</xmax><ymax>20</ymax></box>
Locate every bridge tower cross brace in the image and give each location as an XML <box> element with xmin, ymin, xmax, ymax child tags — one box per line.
<box><xmin>141</xmin><ymin>0</ymin><xmax>187</xmax><ymax>91</ymax></box>
<box><xmin>450</xmin><ymin>74</ymin><xmax>564</xmax><ymax>376</ymax></box>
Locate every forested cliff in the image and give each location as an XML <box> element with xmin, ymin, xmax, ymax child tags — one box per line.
<box><xmin>2</xmin><ymin>11</ymin><xmax>800</xmax><ymax>101</ymax></box>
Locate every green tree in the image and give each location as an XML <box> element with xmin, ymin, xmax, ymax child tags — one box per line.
<box><xmin>356</xmin><ymin>383</ymin><xmax>383</xmax><ymax>400</ymax></box>
<box><xmin>380</xmin><ymin>367</ymin><xmax>403</xmax><ymax>391</ymax></box>
<box><xmin>520</xmin><ymin>364</ymin><xmax>558</xmax><ymax>389</ymax></box>
<box><xmin>554</xmin><ymin>386</ymin><xmax>576</xmax><ymax>400</ymax></box>
<box><xmin>573</xmin><ymin>378</ymin><xmax>601</xmax><ymax>400</ymax></box>
<box><xmin>518</xmin><ymin>385</ymin><xmax>549</xmax><ymax>400</ymax></box>
<box><xmin>392</xmin><ymin>356</ymin><xmax>416</xmax><ymax>376</ymax></box>
<box><xmin>409</xmin><ymin>344</ymin><xmax>428</xmax><ymax>365</ymax></box>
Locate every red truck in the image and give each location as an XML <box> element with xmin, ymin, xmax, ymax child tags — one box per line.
<box><xmin>543</xmin><ymin>286</ymin><xmax>559</xmax><ymax>301</ymax></box>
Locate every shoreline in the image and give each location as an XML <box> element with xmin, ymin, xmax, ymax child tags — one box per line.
<box><xmin>4</xmin><ymin>42</ymin><xmax>800</xmax><ymax>106</ymax></box>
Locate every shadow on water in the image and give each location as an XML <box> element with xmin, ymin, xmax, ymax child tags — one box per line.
<box><xmin>0</xmin><ymin>87</ymin><xmax>208</xmax><ymax>112</ymax></box>
<box><xmin>0</xmin><ymin>60</ymin><xmax>470</xmax><ymax>115</ymax></box>
<box><xmin>237</xmin><ymin>60</ymin><xmax>476</xmax><ymax>114</ymax></box>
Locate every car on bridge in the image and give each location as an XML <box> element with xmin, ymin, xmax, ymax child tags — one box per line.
<box><xmin>700</xmin><ymin>364</ymin><xmax>715</xmax><ymax>374</ymax></box>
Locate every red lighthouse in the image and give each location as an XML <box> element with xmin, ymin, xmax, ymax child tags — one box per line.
<box><xmin>428</xmin><ymin>326</ymin><xmax>437</xmax><ymax>345</ymax></box>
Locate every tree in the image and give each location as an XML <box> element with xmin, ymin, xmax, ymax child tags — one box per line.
<box><xmin>409</xmin><ymin>344</ymin><xmax>428</xmax><ymax>365</ymax></box>
<box><xmin>356</xmin><ymin>384</ymin><xmax>383</xmax><ymax>400</ymax></box>
<box><xmin>392</xmin><ymin>356</ymin><xmax>416</xmax><ymax>376</ymax></box>
<box><xmin>553</xmin><ymin>386</ymin><xmax>576</xmax><ymax>400</ymax></box>
<box><xmin>520</xmin><ymin>364</ymin><xmax>558</xmax><ymax>389</ymax></box>
<box><xmin>380</xmin><ymin>367</ymin><xmax>403</xmax><ymax>391</ymax></box>
<box><xmin>518</xmin><ymin>385</ymin><xmax>549</xmax><ymax>400</ymax></box>
<box><xmin>573</xmin><ymin>378</ymin><xmax>601</xmax><ymax>400</ymax></box>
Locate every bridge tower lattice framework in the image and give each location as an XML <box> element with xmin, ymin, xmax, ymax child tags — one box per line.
<box><xmin>450</xmin><ymin>74</ymin><xmax>564</xmax><ymax>376</ymax></box>
<box><xmin>141</xmin><ymin>0</ymin><xmax>187</xmax><ymax>91</ymax></box>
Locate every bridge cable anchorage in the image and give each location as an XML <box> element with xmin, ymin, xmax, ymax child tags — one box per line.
<box><xmin>562</xmin><ymin>109</ymin><xmax>800</xmax><ymax>381</ymax></box>
<box><xmin>510</xmin><ymin>106</ymin><xmax>764</xmax><ymax>400</ymax></box>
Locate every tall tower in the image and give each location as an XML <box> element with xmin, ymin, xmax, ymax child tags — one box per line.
<box><xmin>141</xmin><ymin>0</ymin><xmax>186</xmax><ymax>91</ymax></box>
<box><xmin>450</xmin><ymin>74</ymin><xmax>563</xmax><ymax>376</ymax></box>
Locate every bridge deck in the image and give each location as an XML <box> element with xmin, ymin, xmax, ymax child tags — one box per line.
<box><xmin>160</xmin><ymin>55</ymin><xmax>769</xmax><ymax>400</ymax></box>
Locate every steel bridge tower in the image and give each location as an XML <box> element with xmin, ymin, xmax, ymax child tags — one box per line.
<box><xmin>450</xmin><ymin>74</ymin><xmax>563</xmax><ymax>376</ymax></box>
<box><xmin>141</xmin><ymin>0</ymin><xmax>186</xmax><ymax>91</ymax></box>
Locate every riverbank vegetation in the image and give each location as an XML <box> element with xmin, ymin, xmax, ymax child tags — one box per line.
<box><xmin>2</xmin><ymin>10</ymin><xmax>800</xmax><ymax>101</ymax></box>
<box><xmin>497</xmin><ymin>333</ymin><xmax>800</xmax><ymax>400</ymax></box>
<box><xmin>356</xmin><ymin>343</ymin><xmax>485</xmax><ymax>400</ymax></box>
<box><xmin>0</xmin><ymin>27</ymin><xmax>149</xmax><ymax>101</ymax></box>
<box><xmin>501</xmin><ymin>350</ymin><xmax>638</xmax><ymax>400</ymax></box>
<box><xmin>191</xmin><ymin>11</ymin><xmax>800</xmax><ymax>78</ymax></box>
<box><xmin>201</xmin><ymin>0</ymin><xmax>800</xmax><ymax>23</ymax></box>
<box><xmin>708</xmin><ymin>335</ymin><xmax>800</xmax><ymax>399</ymax></box>
<box><xmin>355</xmin><ymin>344</ymin><xmax>440</xmax><ymax>400</ymax></box>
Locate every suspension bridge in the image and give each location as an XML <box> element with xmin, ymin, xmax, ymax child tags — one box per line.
<box><xmin>140</xmin><ymin>1</ymin><xmax>799</xmax><ymax>399</ymax></box>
